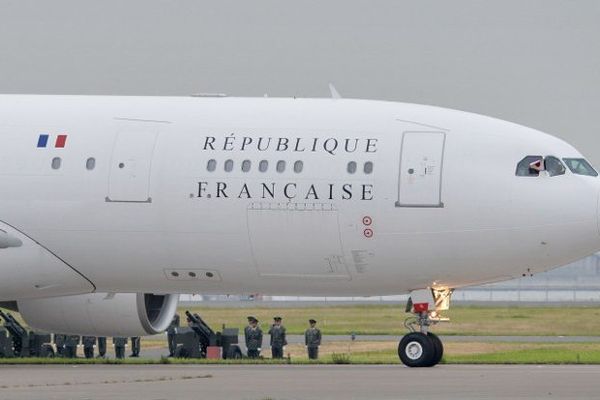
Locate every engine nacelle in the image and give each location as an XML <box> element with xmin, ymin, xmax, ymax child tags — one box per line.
<box><xmin>17</xmin><ymin>293</ymin><xmax>179</xmax><ymax>337</ymax></box>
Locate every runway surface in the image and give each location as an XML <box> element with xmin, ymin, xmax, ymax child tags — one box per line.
<box><xmin>0</xmin><ymin>364</ymin><xmax>597</xmax><ymax>400</ymax></box>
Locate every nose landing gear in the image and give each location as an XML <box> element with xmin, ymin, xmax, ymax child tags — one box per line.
<box><xmin>398</xmin><ymin>288</ymin><xmax>453</xmax><ymax>367</ymax></box>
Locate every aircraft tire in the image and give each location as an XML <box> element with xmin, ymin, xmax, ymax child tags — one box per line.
<box><xmin>426</xmin><ymin>332</ymin><xmax>443</xmax><ymax>367</ymax></box>
<box><xmin>398</xmin><ymin>332</ymin><xmax>434</xmax><ymax>367</ymax></box>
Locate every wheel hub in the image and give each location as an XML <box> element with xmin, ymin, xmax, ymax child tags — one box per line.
<box><xmin>405</xmin><ymin>341</ymin><xmax>423</xmax><ymax>360</ymax></box>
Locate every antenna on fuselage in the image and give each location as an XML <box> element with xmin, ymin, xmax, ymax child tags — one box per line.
<box><xmin>328</xmin><ymin>83</ymin><xmax>342</xmax><ymax>99</ymax></box>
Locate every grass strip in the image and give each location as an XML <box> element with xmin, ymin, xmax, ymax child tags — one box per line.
<box><xmin>4</xmin><ymin>342</ymin><xmax>600</xmax><ymax>365</ymax></box>
<box><xmin>180</xmin><ymin>304</ymin><xmax>600</xmax><ymax>336</ymax></box>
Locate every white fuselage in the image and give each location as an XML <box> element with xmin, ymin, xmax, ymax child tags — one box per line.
<box><xmin>1</xmin><ymin>95</ymin><xmax>599</xmax><ymax>300</ymax></box>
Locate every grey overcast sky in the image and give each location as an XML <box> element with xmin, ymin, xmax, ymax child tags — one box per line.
<box><xmin>1</xmin><ymin>1</ymin><xmax>599</xmax><ymax>163</ymax></box>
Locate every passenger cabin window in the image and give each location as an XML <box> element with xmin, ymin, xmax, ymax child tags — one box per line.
<box><xmin>51</xmin><ymin>157</ymin><xmax>62</xmax><ymax>170</ymax></box>
<box><xmin>259</xmin><ymin>160</ymin><xmax>268</xmax><ymax>172</ymax></box>
<box><xmin>86</xmin><ymin>158</ymin><xmax>96</xmax><ymax>170</ymax></box>
<box><xmin>293</xmin><ymin>160</ymin><xmax>303</xmax><ymax>173</ymax></box>
<box><xmin>544</xmin><ymin>156</ymin><xmax>566</xmax><ymax>177</ymax></box>
<box><xmin>241</xmin><ymin>159</ymin><xmax>251</xmax><ymax>172</ymax></box>
<box><xmin>516</xmin><ymin>155</ymin><xmax>543</xmax><ymax>177</ymax></box>
<box><xmin>224</xmin><ymin>159</ymin><xmax>234</xmax><ymax>172</ymax></box>
<box><xmin>563</xmin><ymin>158</ymin><xmax>598</xmax><ymax>176</ymax></box>
<box><xmin>276</xmin><ymin>160</ymin><xmax>286</xmax><ymax>173</ymax></box>
<box><xmin>347</xmin><ymin>161</ymin><xmax>357</xmax><ymax>174</ymax></box>
<box><xmin>207</xmin><ymin>159</ymin><xmax>217</xmax><ymax>172</ymax></box>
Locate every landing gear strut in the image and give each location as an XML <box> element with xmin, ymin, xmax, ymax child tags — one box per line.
<box><xmin>398</xmin><ymin>288</ymin><xmax>453</xmax><ymax>367</ymax></box>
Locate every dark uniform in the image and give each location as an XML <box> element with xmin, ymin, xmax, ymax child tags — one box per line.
<box><xmin>97</xmin><ymin>337</ymin><xmax>107</xmax><ymax>358</ymax></box>
<box><xmin>64</xmin><ymin>335</ymin><xmax>80</xmax><ymax>358</ymax></box>
<box><xmin>82</xmin><ymin>336</ymin><xmax>96</xmax><ymax>359</ymax></box>
<box><xmin>130</xmin><ymin>337</ymin><xmax>141</xmax><ymax>357</ymax></box>
<box><xmin>244</xmin><ymin>316</ymin><xmax>263</xmax><ymax>358</ymax></box>
<box><xmin>268</xmin><ymin>317</ymin><xmax>287</xmax><ymax>359</ymax></box>
<box><xmin>167</xmin><ymin>314</ymin><xmax>180</xmax><ymax>356</ymax></box>
<box><xmin>113</xmin><ymin>337</ymin><xmax>127</xmax><ymax>359</ymax></box>
<box><xmin>54</xmin><ymin>334</ymin><xmax>66</xmax><ymax>357</ymax></box>
<box><xmin>305</xmin><ymin>319</ymin><xmax>321</xmax><ymax>360</ymax></box>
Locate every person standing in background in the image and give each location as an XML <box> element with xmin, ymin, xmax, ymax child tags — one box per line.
<box><xmin>244</xmin><ymin>316</ymin><xmax>263</xmax><ymax>358</ymax></box>
<box><xmin>82</xmin><ymin>336</ymin><xmax>96</xmax><ymax>359</ymax></box>
<box><xmin>130</xmin><ymin>336</ymin><xmax>141</xmax><ymax>357</ymax></box>
<box><xmin>64</xmin><ymin>335</ymin><xmax>80</xmax><ymax>358</ymax></box>
<box><xmin>305</xmin><ymin>319</ymin><xmax>321</xmax><ymax>360</ymax></box>
<box><xmin>113</xmin><ymin>337</ymin><xmax>127</xmax><ymax>359</ymax></box>
<box><xmin>97</xmin><ymin>337</ymin><xmax>107</xmax><ymax>358</ymax></box>
<box><xmin>268</xmin><ymin>316</ymin><xmax>286</xmax><ymax>359</ymax></box>
<box><xmin>54</xmin><ymin>334</ymin><xmax>66</xmax><ymax>357</ymax></box>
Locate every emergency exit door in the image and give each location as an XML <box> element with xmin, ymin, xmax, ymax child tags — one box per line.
<box><xmin>395</xmin><ymin>131</ymin><xmax>446</xmax><ymax>208</ymax></box>
<box><xmin>107</xmin><ymin>128</ymin><xmax>159</xmax><ymax>203</ymax></box>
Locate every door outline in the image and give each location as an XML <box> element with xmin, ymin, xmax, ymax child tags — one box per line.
<box><xmin>106</xmin><ymin>124</ymin><xmax>160</xmax><ymax>203</ymax></box>
<box><xmin>395</xmin><ymin>131</ymin><xmax>446</xmax><ymax>208</ymax></box>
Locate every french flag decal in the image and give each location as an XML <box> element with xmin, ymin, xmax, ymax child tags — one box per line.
<box><xmin>37</xmin><ymin>134</ymin><xmax>68</xmax><ymax>148</ymax></box>
<box><xmin>55</xmin><ymin>134</ymin><xmax>68</xmax><ymax>148</ymax></box>
<box><xmin>37</xmin><ymin>134</ymin><xmax>49</xmax><ymax>148</ymax></box>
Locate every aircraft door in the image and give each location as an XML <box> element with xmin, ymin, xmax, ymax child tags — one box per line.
<box><xmin>107</xmin><ymin>126</ymin><xmax>159</xmax><ymax>203</ymax></box>
<box><xmin>395</xmin><ymin>131</ymin><xmax>446</xmax><ymax>208</ymax></box>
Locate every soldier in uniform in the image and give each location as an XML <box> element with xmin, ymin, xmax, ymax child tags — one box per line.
<box><xmin>64</xmin><ymin>335</ymin><xmax>80</xmax><ymax>358</ymax></box>
<box><xmin>54</xmin><ymin>334</ymin><xmax>66</xmax><ymax>357</ymax></box>
<box><xmin>82</xmin><ymin>336</ymin><xmax>96</xmax><ymax>359</ymax></box>
<box><xmin>167</xmin><ymin>314</ymin><xmax>180</xmax><ymax>357</ymax></box>
<box><xmin>268</xmin><ymin>316</ymin><xmax>287</xmax><ymax>359</ymax></box>
<box><xmin>304</xmin><ymin>319</ymin><xmax>321</xmax><ymax>360</ymax></box>
<box><xmin>113</xmin><ymin>337</ymin><xmax>127</xmax><ymax>359</ymax></box>
<box><xmin>130</xmin><ymin>336</ymin><xmax>141</xmax><ymax>357</ymax></box>
<box><xmin>244</xmin><ymin>316</ymin><xmax>263</xmax><ymax>358</ymax></box>
<box><xmin>97</xmin><ymin>337</ymin><xmax>107</xmax><ymax>358</ymax></box>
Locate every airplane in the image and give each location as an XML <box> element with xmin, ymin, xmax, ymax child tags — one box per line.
<box><xmin>0</xmin><ymin>94</ymin><xmax>598</xmax><ymax>367</ymax></box>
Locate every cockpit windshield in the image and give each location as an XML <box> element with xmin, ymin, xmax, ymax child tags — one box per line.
<box><xmin>562</xmin><ymin>158</ymin><xmax>598</xmax><ymax>177</ymax></box>
<box><xmin>544</xmin><ymin>156</ymin><xmax>566</xmax><ymax>177</ymax></box>
<box><xmin>516</xmin><ymin>155</ymin><xmax>543</xmax><ymax>177</ymax></box>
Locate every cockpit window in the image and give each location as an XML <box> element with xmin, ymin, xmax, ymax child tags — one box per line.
<box><xmin>516</xmin><ymin>155</ymin><xmax>543</xmax><ymax>177</ymax></box>
<box><xmin>544</xmin><ymin>156</ymin><xmax>566</xmax><ymax>177</ymax></box>
<box><xmin>563</xmin><ymin>158</ymin><xmax>598</xmax><ymax>177</ymax></box>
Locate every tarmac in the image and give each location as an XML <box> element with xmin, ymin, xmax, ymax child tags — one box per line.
<box><xmin>0</xmin><ymin>364</ymin><xmax>598</xmax><ymax>400</ymax></box>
